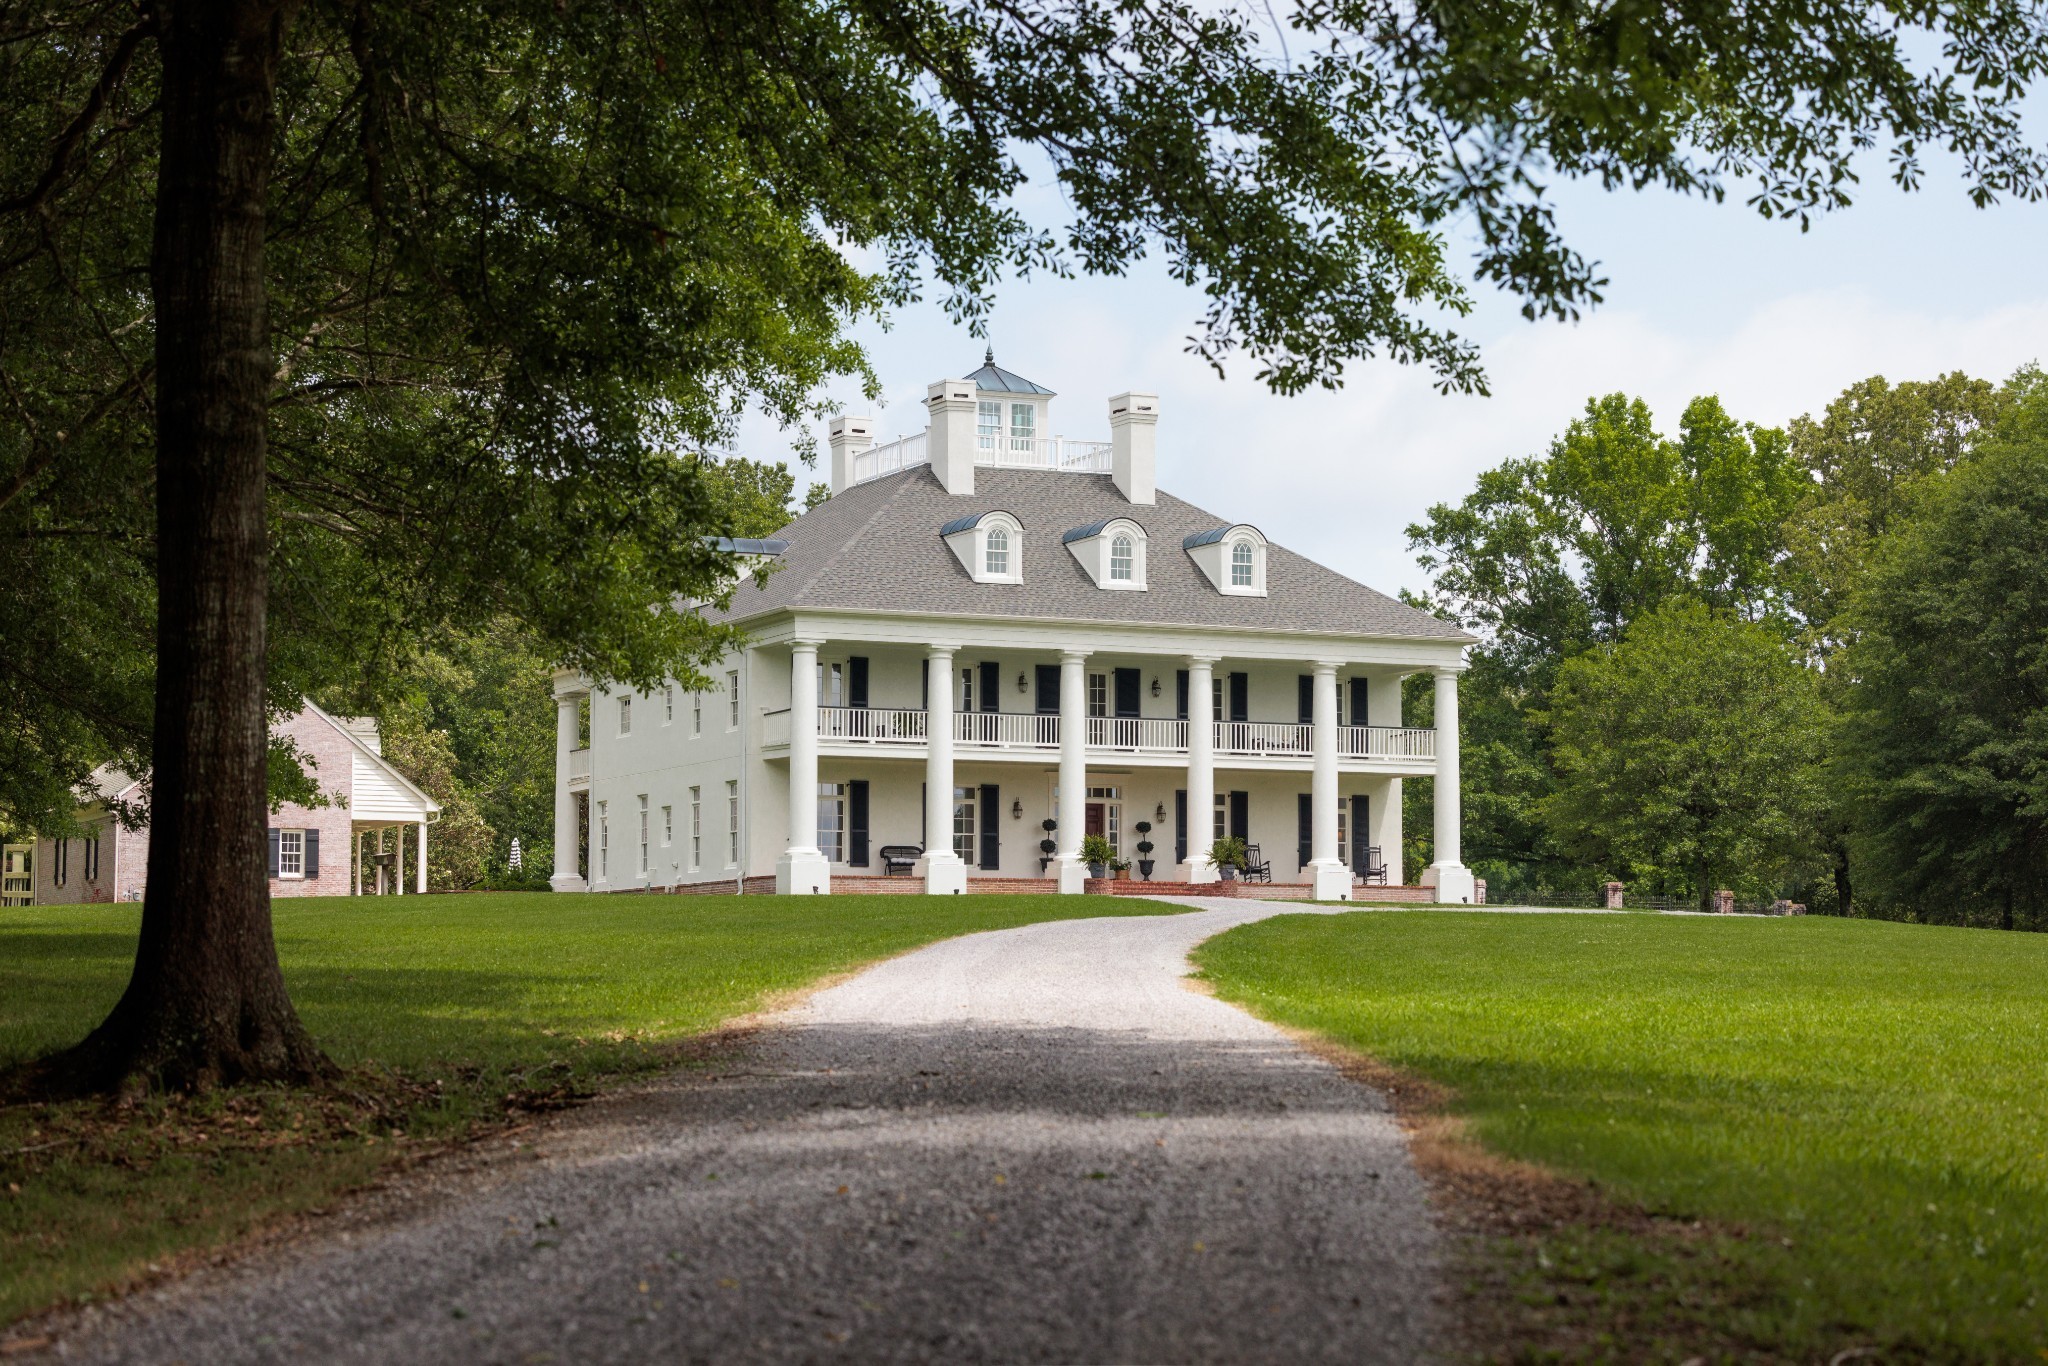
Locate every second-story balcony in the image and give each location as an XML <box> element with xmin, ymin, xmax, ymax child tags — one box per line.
<box><xmin>767</xmin><ymin>706</ymin><xmax>1434</xmax><ymax>767</ymax></box>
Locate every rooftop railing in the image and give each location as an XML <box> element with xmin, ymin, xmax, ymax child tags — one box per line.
<box><xmin>847</xmin><ymin>430</ymin><xmax>1113</xmax><ymax>486</ymax></box>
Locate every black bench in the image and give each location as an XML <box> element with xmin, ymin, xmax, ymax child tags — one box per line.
<box><xmin>879</xmin><ymin>845</ymin><xmax>923</xmax><ymax>877</ymax></box>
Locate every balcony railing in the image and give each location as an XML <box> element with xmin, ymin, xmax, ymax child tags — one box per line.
<box><xmin>848</xmin><ymin>431</ymin><xmax>929</xmax><ymax>486</ymax></box>
<box><xmin>1215</xmin><ymin>720</ymin><xmax>1313</xmax><ymax>757</ymax></box>
<box><xmin>787</xmin><ymin>707</ymin><xmax>1434</xmax><ymax>761</ymax></box>
<box><xmin>1340</xmin><ymin>725</ymin><xmax>1436</xmax><ymax>759</ymax></box>
<box><xmin>567</xmin><ymin>747</ymin><xmax>591</xmax><ymax>781</ymax></box>
<box><xmin>821</xmin><ymin>705</ymin><xmax>928</xmax><ymax>744</ymax></box>
<box><xmin>957</xmin><ymin>711</ymin><xmax>1060</xmax><ymax>748</ymax></box>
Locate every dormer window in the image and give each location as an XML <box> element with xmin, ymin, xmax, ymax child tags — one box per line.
<box><xmin>941</xmin><ymin>510</ymin><xmax>1025</xmax><ymax>584</ymax></box>
<box><xmin>1063</xmin><ymin>518</ymin><xmax>1147</xmax><ymax>590</ymax></box>
<box><xmin>1111</xmin><ymin>534</ymin><xmax>1135</xmax><ymax>582</ymax></box>
<box><xmin>1185</xmin><ymin>524</ymin><xmax>1268</xmax><ymax>596</ymax></box>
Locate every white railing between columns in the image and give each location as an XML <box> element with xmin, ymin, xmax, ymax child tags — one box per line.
<box><xmin>567</xmin><ymin>747</ymin><xmax>591</xmax><ymax>781</ymax></box>
<box><xmin>1215</xmin><ymin>721</ymin><xmax>1313</xmax><ymax>756</ymax></box>
<box><xmin>973</xmin><ymin>436</ymin><xmax>1113</xmax><ymax>472</ymax></box>
<box><xmin>956</xmin><ymin>711</ymin><xmax>1061</xmax><ymax>749</ymax></box>
<box><xmin>819</xmin><ymin>706</ymin><xmax>929</xmax><ymax>744</ymax></box>
<box><xmin>1086</xmin><ymin>717</ymin><xmax>1190</xmax><ymax>751</ymax></box>
<box><xmin>1338</xmin><ymin>725</ymin><xmax>1437</xmax><ymax>760</ymax></box>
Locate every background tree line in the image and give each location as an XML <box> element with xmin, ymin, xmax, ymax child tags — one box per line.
<box><xmin>1405</xmin><ymin>368</ymin><xmax>2048</xmax><ymax>929</ymax></box>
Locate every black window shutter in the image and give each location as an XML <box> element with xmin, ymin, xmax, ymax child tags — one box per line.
<box><xmin>305</xmin><ymin>828</ymin><xmax>320</xmax><ymax>878</ymax></box>
<box><xmin>849</xmin><ymin>657</ymin><xmax>869</xmax><ymax>710</ymax></box>
<box><xmin>1114</xmin><ymin>668</ymin><xmax>1140</xmax><ymax>718</ymax></box>
<box><xmin>1297</xmin><ymin>794</ymin><xmax>1312</xmax><ymax>869</ymax></box>
<box><xmin>921</xmin><ymin>659</ymin><xmax>929</xmax><ymax>710</ymax></box>
<box><xmin>1229</xmin><ymin>672</ymin><xmax>1249</xmax><ymax>723</ymax></box>
<box><xmin>1229</xmin><ymin>791</ymin><xmax>1249</xmax><ymax>843</ymax></box>
<box><xmin>1034</xmin><ymin>664</ymin><xmax>1059</xmax><ymax>714</ymax></box>
<box><xmin>267</xmin><ymin>828</ymin><xmax>281</xmax><ymax>878</ymax></box>
<box><xmin>1350</xmin><ymin>677</ymin><xmax>1371</xmax><ymax>728</ymax></box>
<box><xmin>979</xmin><ymin>784</ymin><xmax>1000</xmax><ymax>870</ymax></box>
<box><xmin>1350</xmin><ymin>794</ymin><xmax>1369</xmax><ymax>871</ymax></box>
<box><xmin>979</xmin><ymin>661</ymin><xmax>1000</xmax><ymax>712</ymax></box>
<box><xmin>1175</xmin><ymin>790</ymin><xmax>1187</xmax><ymax>862</ymax></box>
<box><xmin>1298</xmin><ymin>674</ymin><xmax>1314</xmax><ymax>724</ymax></box>
<box><xmin>1175</xmin><ymin>670</ymin><xmax>1189</xmax><ymax>719</ymax></box>
<box><xmin>849</xmin><ymin>781</ymin><xmax>870</xmax><ymax>867</ymax></box>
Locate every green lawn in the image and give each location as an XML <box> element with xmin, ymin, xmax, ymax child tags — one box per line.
<box><xmin>1194</xmin><ymin>912</ymin><xmax>2048</xmax><ymax>1359</ymax></box>
<box><xmin>0</xmin><ymin>891</ymin><xmax>1182</xmax><ymax>1327</ymax></box>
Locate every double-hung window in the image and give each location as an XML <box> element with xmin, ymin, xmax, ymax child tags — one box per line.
<box><xmin>689</xmin><ymin>787</ymin><xmax>702</xmax><ymax>871</ymax></box>
<box><xmin>952</xmin><ymin>786</ymin><xmax>977</xmax><ymax>864</ymax></box>
<box><xmin>692</xmin><ymin>690</ymin><xmax>702</xmax><ymax>737</ymax></box>
<box><xmin>726</xmin><ymin>780</ymin><xmax>740</xmax><ymax>866</ymax></box>
<box><xmin>1110</xmin><ymin>534</ymin><xmax>1134</xmax><ymax>582</ymax></box>
<box><xmin>984</xmin><ymin>527</ymin><xmax>1009</xmax><ymax>577</ymax></box>
<box><xmin>1009</xmin><ymin>402</ymin><xmax>1035</xmax><ymax>453</ymax></box>
<box><xmin>664</xmin><ymin>684</ymin><xmax>674</xmax><ymax>724</ymax></box>
<box><xmin>1230</xmin><ymin>540</ymin><xmax>1255</xmax><ymax>588</ymax></box>
<box><xmin>977</xmin><ymin>400</ymin><xmax>1002</xmax><ymax>452</ymax></box>
<box><xmin>727</xmin><ymin>671</ymin><xmax>740</xmax><ymax>729</ymax></box>
<box><xmin>1087</xmin><ymin>673</ymin><xmax>1108</xmax><ymax>718</ymax></box>
<box><xmin>618</xmin><ymin>695</ymin><xmax>632</xmax><ymax>736</ymax></box>
<box><xmin>598</xmin><ymin>801</ymin><xmax>609</xmax><ymax>879</ymax></box>
<box><xmin>818</xmin><ymin>782</ymin><xmax>845</xmax><ymax>862</ymax></box>
<box><xmin>279</xmin><ymin>829</ymin><xmax>305</xmax><ymax>879</ymax></box>
<box><xmin>638</xmin><ymin>795</ymin><xmax>650</xmax><ymax>874</ymax></box>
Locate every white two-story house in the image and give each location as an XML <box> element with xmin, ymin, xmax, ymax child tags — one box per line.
<box><xmin>548</xmin><ymin>356</ymin><xmax>1477</xmax><ymax>902</ymax></box>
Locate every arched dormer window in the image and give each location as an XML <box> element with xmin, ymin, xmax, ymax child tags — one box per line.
<box><xmin>1184</xmin><ymin>524</ymin><xmax>1267</xmax><ymax>596</ymax></box>
<box><xmin>940</xmin><ymin>510</ymin><xmax>1025</xmax><ymax>584</ymax></box>
<box><xmin>1110</xmin><ymin>534</ymin><xmax>1134</xmax><ymax>581</ymax></box>
<box><xmin>1062</xmin><ymin>518</ymin><xmax>1147</xmax><ymax>590</ymax></box>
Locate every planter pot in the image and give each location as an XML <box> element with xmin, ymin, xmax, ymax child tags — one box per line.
<box><xmin>1220</xmin><ymin>866</ymin><xmax>1239</xmax><ymax>881</ymax></box>
<box><xmin>1114</xmin><ymin>868</ymin><xmax>1129</xmax><ymax>881</ymax></box>
<box><xmin>1137</xmin><ymin>860</ymin><xmax>1155</xmax><ymax>881</ymax></box>
<box><xmin>1087</xmin><ymin>862</ymin><xmax>1107</xmax><ymax>879</ymax></box>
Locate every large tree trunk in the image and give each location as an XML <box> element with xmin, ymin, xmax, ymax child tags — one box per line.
<box><xmin>47</xmin><ymin>0</ymin><xmax>327</xmax><ymax>1095</ymax></box>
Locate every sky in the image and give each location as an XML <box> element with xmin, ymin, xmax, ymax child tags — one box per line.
<box><xmin>737</xmin><ymin>140</ymin><xmax>2048</xmax><ymax>601</ymax></box>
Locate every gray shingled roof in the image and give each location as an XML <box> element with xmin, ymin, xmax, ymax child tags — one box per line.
<box><xmin>712</xmin><ymin>466</ymin><xmax>1470</xmax><ymax>642</ymax></box>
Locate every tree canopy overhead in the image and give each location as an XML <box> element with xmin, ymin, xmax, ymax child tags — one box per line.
<box><xmin>7</xmin><ymin>0</ymin><xmax>2048</xmax><ymax>1090</ymax></box>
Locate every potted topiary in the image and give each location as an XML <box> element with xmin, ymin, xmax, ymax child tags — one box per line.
<box><xmin>1039</xmin><ymin>818</ymin><xmax>1058</xmax><ymax>874</ymax></box>
<box><xmin>1209</xmin><ymin>835</ymin><xmax>1247</xmax><ymax>881</ymax></box>
<box><xmin>1132</xmin><ymin>821</ymin><xmax>1156</xmax><ymax>881</ymax></box>
<box><xmin>1080</xmin><ymin>834</ymin><xmax>1116</xmax><ymax>880</ymax></box>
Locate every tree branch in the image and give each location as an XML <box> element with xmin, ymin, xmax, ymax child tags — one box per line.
<box><xmin>0</xmin><ymin>10</ymin><xmax>157</xmax><ymax>217</ymax></box>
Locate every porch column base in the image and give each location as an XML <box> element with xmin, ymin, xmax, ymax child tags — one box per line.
<box><xmin>1423</xmin><ymin>862</ymin><xmax>1475</xmax><ymax>904</ymax></box>
<box><xmin>549</xmin><ymin>875</ymin><xmax>588</xmax><ymax>893</ymax></box>
<box><xmin>775</xmin><ymin>850</ymin><xmax>832</xmax><ymax>896</ymax></box>
<box><xmin>1309</xmin><ymin>860</ymin><xmax>1355</xmax><ymax>902</ymax></box>
<box><xmin>1182</xmin><ymin>856</ymin><xmax>1219</xmax><ymax>885</ymax></box>
<box><xmin>915</xmin><ymin>850</ymin><xmax>968</xmax><ymax>895</ymax></box>
<box><xmin>1056</xmin><ymin>857</ymin><xmax>1089</xmax><ymax>895</ymax></box>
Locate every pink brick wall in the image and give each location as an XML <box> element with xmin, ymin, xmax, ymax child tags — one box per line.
<box><xmin>267</xmin><ymin>709</ymin><xmax>359</xmax><ymax>898</ymax></box>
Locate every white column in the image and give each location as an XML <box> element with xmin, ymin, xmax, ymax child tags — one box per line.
<box><xmin>394</xmin><ymin>825</ymin><xmax>404</xmax><ymax>896</ymax></box>
<box><xmin>1308</xmin><ymin>661</ymin><xmax>1352</xmax><ymax>900</ymax></box>
<box><xmin>417</xmin><ymin>823</ymin><xmax>429</xmax><ymax>894</ymax></box>
<box><xmin>550</xmin><ymin>693</ymin><xmax>584</xmax><ymax>891</ymax></box>
<box><xmin>1425</xmin><ymin>665</ymin><xmax>1475</xmax><ymax>903</ymax></box>
<box><xmin>1055</xmin><ymin>649</ymin><xmax>1089</xmax><ymax>893</ymax></box>
<box><xmin>1184</xmin><ymin>655</ymin><xmax>1218</xmax><ymax>883</ymax></box>
<box><xmin>915</xmin><ymin>644</ymin><xmax>967</xmax><ymax>894</ymax></box>
<box><xmin>1368</xmin><ymin>673</ymin><xmax>1405</xmax><ymax>886</ymax></box>
<box><xmin>775</xmin><ymin>640</ymin><xmax>831</xmax><ymax>894</ymax></box>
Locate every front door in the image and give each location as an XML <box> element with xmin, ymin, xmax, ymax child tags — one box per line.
<box><xmin>1085</xmin><ymin>803</ymin><xmax>1105</xmax><ymax>838</ymax></box>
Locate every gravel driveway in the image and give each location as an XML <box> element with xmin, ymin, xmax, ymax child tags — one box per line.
<box><xmin>52</xmin><ymin>896</ymin><xmax>1442</xmax><ymax>1364</ymax></box>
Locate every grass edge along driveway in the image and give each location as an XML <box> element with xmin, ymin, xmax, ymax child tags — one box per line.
<box><xmin>0</xmin><ymin>891</ymin><xmax>1187</xmax><ymax>1329</ymax></box>
<box><xmin>1193</xmin><ymin>910</ymin><xmax>2048</xmax><ymax>1362</ymax></box>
